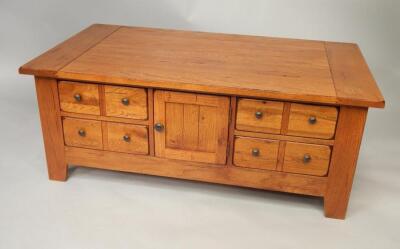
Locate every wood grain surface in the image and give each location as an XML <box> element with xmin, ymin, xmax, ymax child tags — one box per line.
<box><xmin>20</xmin><ymin>25</ymin><xmax>385</xmax><ymax>108</ymax></box>
<box><xmin>56</xmin><ymin>26</ymin><xmax>337</xmax><ymax>105</ymax></box>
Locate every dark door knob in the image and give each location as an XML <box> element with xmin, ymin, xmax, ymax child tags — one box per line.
<box><xmin>308</xmin><ymin>116</ymin><xmax>317</xmax><ymax>124</ymax></box>
<box><xmin>303</xmin><ymin>154</ymin><xmax>312</xmax><ymax>163</ymax></box>
<box><xmin>78</xmin><ymin>129</ymin><xmax>86</xmax><ymax>137</ymax></box>
<box><xmin>121</xmin><ymin>98</ymin><xmax>130</xmax><ymax>106</ymax></box>
<box><xmin>255</xmin><ymin>111</ymin><xmax>263</xmax><ymax>119</ymax></box>
<box><xmin>154</xmin><ymin>123</ymin><xmax>164</xmax><ymax>132</ymax></box>
<box><xmin>252</xmin><ymin>148</ymin><xmax>260</xmax><ymax>157</ymax></box>
<box><xmin>74</xmin><ymin>93</ymin><xmax>82</xmax><ymax>102</ymax></box>
<box><xmin>123</xmin><ymin>134</ymin><xmax>131</xmax><ymax>142</ymax></box>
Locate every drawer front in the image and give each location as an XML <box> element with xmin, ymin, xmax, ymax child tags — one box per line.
<box><xmin>105</xmin><ymin>86</ymin><xmax>148</xmax><ymax>119</ymax></box>
<box><xmin>59</xmin><ymin>81</ymin><xmax>100</xmax><ymax>115</ymax></box>
<box><xmin>105</xmin><ymin>122</ymin><xmax>149</xmax><ymax>154</ymax></box>
<box><xmin>233</xmin><ymin>137</ymin><xmax>279</xmax><ymax>170</ymax></box>
<box><xmin>63</xmin><ymin>118</ymin><xmax>103</xmax><ymax>149</ymax></box>
<box><xmin>283</xmin><ymin>142</ymin><xmax>331</xmax><ymax>176</ymax></box>
<box><xmin>236</xmin><ymin>99</ymin><xmax>284</xmax><ymax>134</ymax></box>
<box><xmin>287</xmin><ymin>104</ymin><xmax>338</xmax><ymax>139</ymax></box>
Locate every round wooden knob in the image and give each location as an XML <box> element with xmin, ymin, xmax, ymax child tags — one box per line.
<box><xmin>308</xmin><ymin>116</ymin><xmax>317</xmax><ymax>124</ymax></box>
<box><xmin>123</xmin><ymin>134</ymin><xmax>131</xmax><ymax>142</ymax></box>
<box><xmin>121</xmin><ymin>98</ymin><xmax>130</xmax><ymax>106</ymax></box>
<box><xmin>255</xmin><ymin>111</ymin><xmax>263</xmax><ymax>119</ymax></box>
<box><xmin>78</xmin><ymin>129</ymin><xmax>86</xmax><ymax>137</ymax></box>
<box><xmin>303</xmin><ymin>154</ymin><xmax>312</xmax><ymax>163</ymax></box>
<box><xmin>74</xmin><ymin>93</ymin><xmax>82</xmax><ymax>102</ymax></box>
<box><xmin>154</xmin><ymin>123</ymin><xmax>164</xmax><ymax>132</ymax></box>
<box><xmin>252</xmin><ymin>148</ymin><xmax>260</xmax><ymax>157</ymax></box>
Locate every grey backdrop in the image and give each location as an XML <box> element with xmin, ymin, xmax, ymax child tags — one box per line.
<box><xmin>1</xmin><ymin>0</ymin><xmax>399</xmax><ymax>248</ymax></box>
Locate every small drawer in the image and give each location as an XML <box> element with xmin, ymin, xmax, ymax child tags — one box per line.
<box><xmin>283</xmin><ymin>142</ymin><xmax>331</xmax><ymax>176</ymax></box>
<box><xmin>63</xmin><ymin>118</ymin><xmax>103</xmax><ymax>149</ymax></box>
<box><xmin>59</xmin><ymin>81</ymin><xmax>100</xmax><ymax>115</ymax></box>
<box><xmin>287</xmin><ymin>103</ymin><xmax>338</xmax><ymax>139</ymax></box>
<box><xmin>233</xmin><ymin>137</ymin><xmax>279</xmax><ymax>170</ymax></box>
<box><xmin>236</xmin><ymin>98</ymin><xmax>284</xmax><ymax>134</ymax></box>
<box><xmin>105</xmin><ymin>122</ymin><xmax>149</xmax><ymax>155</ymax></box>
<box><xmin>104</xmin><ymin>86</ymin><xmax>148</xmax><ymax>119</ymax></box>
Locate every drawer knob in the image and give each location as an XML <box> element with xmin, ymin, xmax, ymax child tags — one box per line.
<box><xmin>252</xmin><ymin>148</ymin><xmax>260</xmax><ymax>157</ymax></box>
<box><xmin>121</xmin><ymin>98</ymin><xmax>130</xmax><ymax>106</ymax></box>
<box><xmin>78</xmin><ymin>129</ymin><xmax>86</xmax><ymax>137</ymax></box>
<box><xmin>74</xmin><ymin>93</ymin><xmax>82</xmax><ymax>102</ymax></box>
<box><xmin>255</xmin><ymin>111</ymin><xmax>263</xmax><ymax>119</ymax></box>
<box><xmin>308</xmin><ymin>116</ymin><xmax>317</xmax><ymax>124</ymax></box>
<box><xmin>154</xmin><ymin>123</ymin><xmax>164</xmax><ymax>132</ymax></box>
<box><xmin>303</xmin><ymin>154</ymin><xmax>312</xmax><ymax>163</ymax></box>
<box><xmin>123</xmin><ymin>134</ymin><xmax>131</xmax><ymax>142</ymax></box>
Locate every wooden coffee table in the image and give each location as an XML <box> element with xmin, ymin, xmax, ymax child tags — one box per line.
<box><xmin>19</xmin><ymin>24</ymin><xmax>385</xmax><ymax>219</ymax></box>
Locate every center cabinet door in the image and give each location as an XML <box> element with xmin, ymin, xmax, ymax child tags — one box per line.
<box><xmin>154</xmin><ymin>91</ymin><xmax>230</xmax><ymax>164</ymax></box>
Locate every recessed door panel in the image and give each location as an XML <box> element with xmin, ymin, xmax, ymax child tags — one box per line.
<box><xmin>154</xmin><ymin>91</ymin><xmax>230</xmax><ymax>164</ymax></box>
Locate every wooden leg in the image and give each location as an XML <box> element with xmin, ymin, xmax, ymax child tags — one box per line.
<box><xmin>324</xmin><ymin>106</ymin><xmax>368</xmax><ymax>219</ymax></box>
<box><xmin>35</xmin><ymin>77</ymin><xmax>67</xmax><ymax>181</ymax></box>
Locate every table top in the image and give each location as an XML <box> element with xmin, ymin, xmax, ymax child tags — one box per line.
<box><xmin>19</xmin><ymin>24</ymin><xmax>384</xmax><ymax>108</ymax></box>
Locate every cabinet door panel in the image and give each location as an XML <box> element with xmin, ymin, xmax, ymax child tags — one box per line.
<box><xmin>198</xmin><ymin>106</ymin><xmax>217</xmax><ymax>152</ymax></box>
<box><xmin>182</xmin><ymin>104</ymin><xmax>200</xmax><ymax>150</ymax></box>
<box><xmin>154</xmin><ymin>91</ymin><xmax>230</xmax><ymax>164</ymax></box>
<box><xmin>165</xmin><ymin>102</ymin><xmax>184</xmax><ymax>149</ymax></box>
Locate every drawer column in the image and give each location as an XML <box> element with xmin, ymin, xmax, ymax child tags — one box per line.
<box><xmin>324</xmin><ymin>106</ymin><xmax>368</xmax><ymax>219</ymax></box>
<box><xmin>35</xmin><ymin>77</ymin><xmax>68</xmax><ymax>181</ymax></box>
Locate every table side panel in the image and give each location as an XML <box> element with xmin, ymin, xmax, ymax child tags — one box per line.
<box><xmin>65</xmin><ymin>146</ymin><xmax>327</xmax><ymax>197</ymax></box>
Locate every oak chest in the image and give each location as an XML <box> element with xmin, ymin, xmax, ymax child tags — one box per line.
<box><xmin>19</xmin><ymin>24</ymin><xmax>385</xmax><ymax>219</ymax></box>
